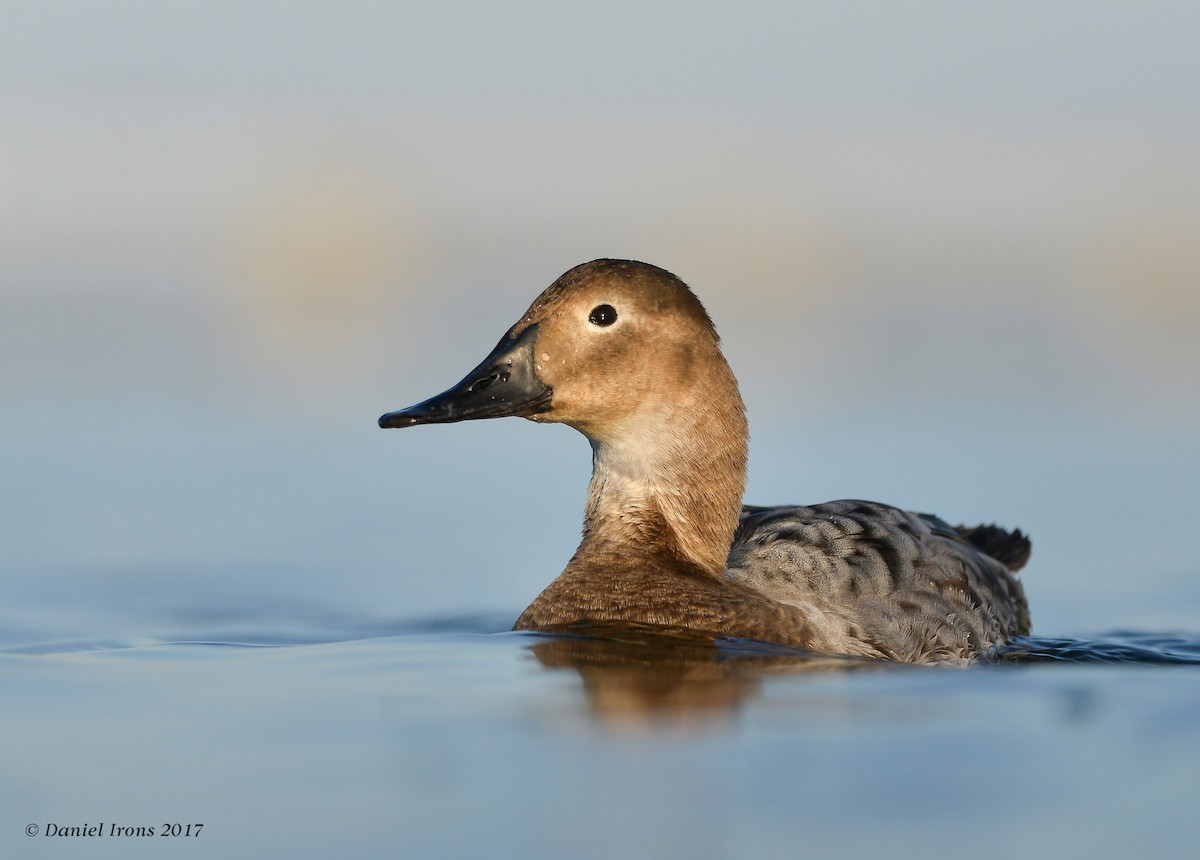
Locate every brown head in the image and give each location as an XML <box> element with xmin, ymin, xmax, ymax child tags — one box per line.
<box><xmin>379</xmin><ymin>259</ymin><xmax>749</xmax><ymax>575</ymax></box>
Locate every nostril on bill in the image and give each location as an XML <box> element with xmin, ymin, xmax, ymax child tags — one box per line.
<box><xmin>468</xmin><ymin>370</ymin><xmax>500</xmax><ymax>392</ymax></box>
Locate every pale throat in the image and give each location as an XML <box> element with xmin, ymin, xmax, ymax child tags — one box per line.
<box><xmin>578</xmin><ymin>404</ymin><xmax>747</xmax><ymax>575</ymax></box>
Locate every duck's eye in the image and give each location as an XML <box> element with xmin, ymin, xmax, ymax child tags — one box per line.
<box><xmin>588</xmin><ymin>304</ymin><xmax>618</xmax><ymax>327</ymax></box>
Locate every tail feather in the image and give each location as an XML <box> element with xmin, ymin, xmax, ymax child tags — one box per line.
<box><xmin>956</xmin><ymin>524</ymin><xmax>1032</xmax><ymax>572</ymax></box>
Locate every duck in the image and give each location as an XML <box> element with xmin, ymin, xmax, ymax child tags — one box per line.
<box><xmin>379</xmin><ymin>259</ymin><xmax>1031</xmax><ymax>664</ymax></box>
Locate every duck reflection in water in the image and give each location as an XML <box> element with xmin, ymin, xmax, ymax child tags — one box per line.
<box><xmin>525</xmin><ymin>625</ymin><xmax>887</xmax><ymax>726</ymax></box>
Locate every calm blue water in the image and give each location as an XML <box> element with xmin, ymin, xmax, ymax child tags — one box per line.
<box><xmin>4</xmin><ymin>609</ymin><xmax>1200</xmax><ymax>860</ymax></box>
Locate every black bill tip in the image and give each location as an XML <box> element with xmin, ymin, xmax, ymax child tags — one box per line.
<box><xmin>378</xmin><ymin>410</ymin><xmax>423</xmax><ymax>429</ymax></box>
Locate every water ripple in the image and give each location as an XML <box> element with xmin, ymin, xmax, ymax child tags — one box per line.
<box><xmin>994</xmin><ymin>632</ymin><xmax>1200</xmax><ymax>665</ymax></box>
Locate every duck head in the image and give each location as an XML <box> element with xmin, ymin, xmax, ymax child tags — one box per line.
<box><xmin>378</xmin><ymin>259</ymin><xmax>732</xmax><ymax>444</ymax></box>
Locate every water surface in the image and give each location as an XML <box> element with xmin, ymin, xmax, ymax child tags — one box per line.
<box><xmin>4</xmin><ymin>612</ymin><xmax>1199</xmax><ymax>860</ymax></box>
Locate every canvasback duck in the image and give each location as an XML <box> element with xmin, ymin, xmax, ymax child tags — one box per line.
<box><xmin>379</xmin><ymin>259</ymin><xmax>1030</xmax><ymax>664</ymax></box>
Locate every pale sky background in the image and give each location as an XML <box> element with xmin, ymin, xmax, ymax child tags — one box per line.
<box><xmin>2</xmin><ymin>2</ymin><xmax>1199</xmax><ymax>641</ymax></box>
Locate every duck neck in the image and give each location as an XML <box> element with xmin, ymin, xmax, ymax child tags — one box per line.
<box><xmin>574</xmin><ymin>374</ymin><xmax>748</xmax><ymax>578</ymax></box>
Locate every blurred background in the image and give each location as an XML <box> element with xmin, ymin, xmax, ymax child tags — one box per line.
<box><xmin>3</xmin><ymin>1</ymin><xmax>1198</xmax><ymax>643</ymax></box>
